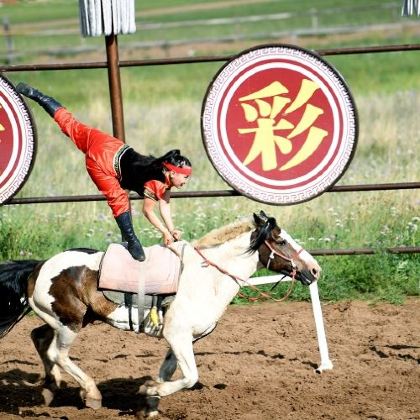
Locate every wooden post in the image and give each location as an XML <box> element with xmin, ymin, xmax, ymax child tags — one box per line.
<box><xmin>105</xmin><ymin>33</ymin><xmax>125</xmax><ymax>142</ymax></box>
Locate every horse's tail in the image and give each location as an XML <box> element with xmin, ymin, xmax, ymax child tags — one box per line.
<box><xmin>0</xmin><ymin>259</ymin><xmax>41</xmax><ymax>338</ymax></box>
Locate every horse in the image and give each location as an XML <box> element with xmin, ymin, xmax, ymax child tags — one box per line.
<box><xmin>0</xmin><ymin>211</ymin><xmax>321</xmax><ymax>417</ymax></box>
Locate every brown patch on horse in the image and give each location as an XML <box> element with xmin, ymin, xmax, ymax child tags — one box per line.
<box><xmin>81</xmin><ymin>268</ymin><xmax>119</xmax><ymax>320</ymax></box>
<box><xmin>27</xmin><ymin>262</ymin><xmax>44</xmax><ymax>299</ymax></box>
<box><xmin>49</xmin><ymin>266</ymin><xmax>118</xmax><ymax>332</ymax></box>
<box><xmin>258</xmin><ymin>243</ymin><xmax>292</xmax><ymax>274</ymax></box>
<box><xmin>194</xmin><ymin>218</ymin><xmax>254</xmax><ymax>249</ymax></box>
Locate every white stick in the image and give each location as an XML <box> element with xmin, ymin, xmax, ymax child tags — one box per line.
<box><xmin>309</xmin><ymin>281</ymin><xmax>333</xmax><ymax>373</ymax></box>
<box><xmin>241</xmin><ymin>275</ymin><xmax>333</xmax><ymax>372</ymax></box>
<box><xmin>244</xmin><ymin>274</ymin><xmax>291</xmax><ymax>286</ymax></box>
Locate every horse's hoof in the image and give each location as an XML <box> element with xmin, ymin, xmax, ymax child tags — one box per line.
<box><xmin>139</xmin><ymin>380</ymin><xmax>158</xmax><ymax>396</ymax></box>
<box><xmin>136</xmin><ymin>395</ymin><xmax>161</xmax><ymax>419</ymax></box>
<box><xmin>145</xmin><ymin>395</ymin><xmax>161</xmax><ymax>417</ymax></box>
<box><xmin>136</xmin><ymin>409</ymin><xmax>160</xmax><ymax>419</ymax></box>
<box><xmin>138</xmin><ymin>383</ymin><xmax>149</xmax><ymax>395</ymax></box>
<box><xmin>41</xmin><ymin>388</ymin><xmax>55</xmax><ymax>406</ymax></box>
<box><xmin>85</xmin><ymin>397</ymin><xmax>102</xmax><ymax>410</ymax></box>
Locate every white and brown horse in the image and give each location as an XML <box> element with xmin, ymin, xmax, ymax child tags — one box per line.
<box><xmin>0</xmin><ymin>211</ymin><xmax>321</xmax><ymax>417</ymax></box>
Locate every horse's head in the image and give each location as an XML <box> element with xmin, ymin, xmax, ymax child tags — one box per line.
<box><xmin>250</xmin><ymin>211</ymin><xmax>321</xmax><ymax>286</ymax></box>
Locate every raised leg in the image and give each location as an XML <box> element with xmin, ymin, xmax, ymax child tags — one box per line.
<box><xmin>140</xmin><ymin>332</ymin><xmax>198</xmax><ymax>398</ymax></box>
<box><xmin>47</xmin><ymin>325</ymin><xmax>102</xmax><ymax>409</ymax></box>
<box><xmin>139</xmin><ymin>334</ymin><xmax>198</xmax><ymax>418</ymax></box>
<box><xmin>16</xmin><ymin>83</ymin><xmax>62</xmax><ymax>117</ymax></box>
<box><xmin>31</xmin><ymin>324</ymin><xmax>62</xmax><ymax>406</ymax></box>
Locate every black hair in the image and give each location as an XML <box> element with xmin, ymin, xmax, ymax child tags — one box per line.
<box><xmin>119</xmin><ymin>148</ymin><xmax>191</xmax><ymax>193</ymax></box>
<box><xmin>158</xmin><ymin>149</ymin><xmax>191</xmax><ymax>169</ymax></box>
<box><xmin>248</xmin><ymin>217</ymin><xmax>276</xmax><ymax>252</ymax></box>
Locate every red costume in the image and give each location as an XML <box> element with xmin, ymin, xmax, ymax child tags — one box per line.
<box><xmin>55</xmin><ymin>109</ymin><xmax>192</xmax><ymax>216</ymax></box>
<box><xmin>15</xmin><ymin>81</ymin><xmax>192</xmax><ymax>262</ymax></box>
<box><xmin>55</xmin><ymin>108</ymin><xmax>130</xmax><ymax>217</ymax></box>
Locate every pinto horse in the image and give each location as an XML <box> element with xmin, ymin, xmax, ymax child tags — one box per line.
<box><xmin>0</xmin><ymin>211</ymin><xmax>321</xmax><ymax>417</ymax></box>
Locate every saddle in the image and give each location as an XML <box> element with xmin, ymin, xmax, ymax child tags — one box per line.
<box><xmin>98</xmin><ymin>241</ymin><xmax>187</xmax><ymax>336</ymax></box>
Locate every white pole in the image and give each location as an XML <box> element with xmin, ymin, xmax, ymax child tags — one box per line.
<box><xmin>309</xmin><ymin>281</ymin><xmax>333</xmax><ymax>372</ymax></box>
<box><xmin>243</xmin><ymin>275</ymin><xmax>333</xmax><ymax>372</ymax></box>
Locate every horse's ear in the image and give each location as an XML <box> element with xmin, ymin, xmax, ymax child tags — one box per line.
<box><xmin>253</xmin><ymin>211</ymin><xmax>268</xmax><ymax>226</ymax></box>
<box><xmin>259</xmin><ymin>210</ymin><xmax>268</xmax><ymax>219</ymax></box>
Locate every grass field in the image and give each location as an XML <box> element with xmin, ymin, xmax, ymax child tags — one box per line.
<box><xmin>0</xmin><ymin>0</ymin><xmax>419</xmax><ymax>303</ymax></box>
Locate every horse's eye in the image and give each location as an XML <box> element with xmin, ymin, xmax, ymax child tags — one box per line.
<box><xmin>277</xmin><ymin>239</ymin><xmax>287</xmax><ymax>246</ymax></box>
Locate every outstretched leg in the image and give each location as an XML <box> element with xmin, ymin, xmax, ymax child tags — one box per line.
<box><xmin>139</xmin><ymin>321</ymin><xmax>218</xmax><ymax>416</ymax></box>
<box><xmin>155</xmin><ymin>321</ymin><xmax>217</xmax><ymax>386</ymax></box>
<box><xmin>16</xmin><ymin>83</ymin><xmax>62</xmax><ymax>117</ymax></box>
<box><xmin>17</xmin><ymin>82</ymin><xmax>95</xmax><ymax>155</ymax></box>
<box><xmin>16</xmin><ymin>82</ymin><xmax>145</xmax><ymax>262</ymax></box>
<box><xmin>140</xmin><ymin>331</ymin><xmax>198</xmax><ymax>398</ymax></box>
<box><xmin>139</xmin><ymin>332</ymin><xmax>198</xmax><ymax>418</ymax></box>
<box><xmin>31</xmin><ymin>324</ymin><xmax>62</xmax><ymax>406</ymax></box>
<box><xmin>47</xmin><ymin>325</ymin><xmax>102</xmax><ymax>409</ymax></box>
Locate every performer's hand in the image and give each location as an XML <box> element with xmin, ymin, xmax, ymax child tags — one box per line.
<box><xmin>171</xmin><ymin>229</ymin><xmax>182</xmax><ymax>241</ymax></box>
<box><xmin>163</xmin><ymin>231</ymin><xmax>174</xmax><ymax>245</ymax></box>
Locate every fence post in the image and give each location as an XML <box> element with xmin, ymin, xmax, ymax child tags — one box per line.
<box><xmin>105</xmin><ymin>33</ymin><xmax>125</xmax><ymax>141</ymax></box>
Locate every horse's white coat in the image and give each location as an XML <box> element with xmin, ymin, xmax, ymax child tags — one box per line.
<box><xmin>28</xmin><ymin>220</ymin><xmax>321</xmax><ymax>410</ymax></box>
<box><xmin>280</xmin><ymin>230</ymin><xmax>317</xmax><ymax>271</ymax></box>
<box><xmin>106</xmin><ymin>305</ymin><xmax>145</xmax><ymax>330</ymax></box>
<box><xmin>31</xmin><ymin>249</ymin><xmax>144</xmax><ymax>332</ymax></box>
<box><xmin>144</xmin><ymin>230</ymin><xmax>320</xmax><ymax>398</ymax></box>
<box><xmin>29</xmin><ymin>250</ymin><xmax>103</xmax><ymax>328</ymax></box>
<box><xmin>29</xmin><ymin>250</ymin><xmax>104</xmax><ymax>405</ymax></box>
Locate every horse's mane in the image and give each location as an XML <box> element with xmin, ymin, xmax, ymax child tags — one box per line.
<box><xmin>193</xmin><ymin>217</ymin><xmax>255</xmax><ymax>249</ymax></box>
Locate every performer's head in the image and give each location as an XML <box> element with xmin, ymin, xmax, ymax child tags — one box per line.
<box><xmin>162</xmin><ymin>150</ymin><xmax>192</xmax><ymax>189</ymax></box>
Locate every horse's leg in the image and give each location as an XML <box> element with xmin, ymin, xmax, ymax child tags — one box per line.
<box><xmin>156</xmin><ymin>322</ymin><xmax>216</xmax><ymax>385</ymax></box>
<box><xmin>140</xmin><ymin>331</ymin><xmax>198</xmax><ymax>398</ymax></box>
<box><xmin>156</xmin><ymin>349</ymin><xmax>177</xmax><ymax>383</ymax></box>
<box><xmin>140</xmin><ymin>334</ymin><xmax>198</xmax><ymax>418</ymax></box>
<box><xmin>48</xmin><ymin>325</ymin><xmax>102</xmax><ymax>409</ymax></box>
<box><xmin>31</xmin><ymin>324</ymin><xmax>62</xmax><ymax>406</ymax></box>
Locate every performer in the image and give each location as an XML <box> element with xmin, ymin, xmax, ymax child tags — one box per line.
<box><xmin>16</xmin><ymin>83</ymin><xmax>192</xmax><ymax>262</ymax></box>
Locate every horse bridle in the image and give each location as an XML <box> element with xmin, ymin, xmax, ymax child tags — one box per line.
<box><xmin>193</xmin><ymin>245</ymin><xmax>294</xmax><ymax>303</ymax></box>
<box><xmin>263</xmin><ymin>239</ymin><xmax>304</xmax><ymax>278</ymax></box>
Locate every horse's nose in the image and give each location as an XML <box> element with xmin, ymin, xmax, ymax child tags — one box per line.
<box><xmin>311</xmin><ymin>263</ymin><xmax>321</xmax><ymax>280</ymax></box>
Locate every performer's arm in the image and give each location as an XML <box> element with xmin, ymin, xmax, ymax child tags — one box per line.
<box><xmin>159</xmin><ymin>191</ymin><xmax>182</xmax><ymax>241</ymax></box>
<box><xmin>142</xmin><ymin>196</ymin><xmax>173</xmax><ymax>245</ymax></box>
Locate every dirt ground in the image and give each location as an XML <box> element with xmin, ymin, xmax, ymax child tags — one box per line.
<box><xmin>0</xmin><ymin>299</ymin><xmax>419</xmax><ymax>420</ymax></box>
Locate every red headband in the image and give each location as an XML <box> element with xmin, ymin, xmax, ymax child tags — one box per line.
<box><xmin>163</xmin><ymin>162</ymin><xmax>192</xmax><ymax>176</ymax></box>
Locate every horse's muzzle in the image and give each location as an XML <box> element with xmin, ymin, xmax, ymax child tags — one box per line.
<box><xmin>295</xmin><ymin>269</ymin><xmax>317</xmax><ymax>286</ymax></box>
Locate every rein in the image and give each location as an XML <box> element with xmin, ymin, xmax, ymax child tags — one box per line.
<box><xmin>193</xmin><ymin>245</ymin><xmax>296</xmax><ymax>303</ymax></box>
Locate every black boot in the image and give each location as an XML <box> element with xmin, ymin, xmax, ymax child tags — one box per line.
<box><xmin>16</xmin><ymin>83</ymin><xmax>62</xmax><ymax>117</ymax></box>
<box><xmin>115</xmin><ymin>212</ymin><xmax>146</xmax><ymax>262</ymax></box>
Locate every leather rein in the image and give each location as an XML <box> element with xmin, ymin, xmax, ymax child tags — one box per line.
<box><xmin>193</xmin><ymin>239</ymin><xmax>301</xmax><ymax>303</ymax></box>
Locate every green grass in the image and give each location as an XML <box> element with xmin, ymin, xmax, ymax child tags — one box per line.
<box><xmin>235</xmin><ymin>252</ymin><xmax>419</xmax><ymax>305</ymax></box>
<box><xmin>0</xmin><ymin>0</ymin><xmax>419</xmax><ymax>304</ymax></box>
<box><xmin>1</xmin><ymin>0</ymin><xmax>402</xmax><ymax>25</ymax></box>
<box><xmin>1</xmin><ymin>0</ymin><xmax>417</xmax><ymax>65</ymax></box>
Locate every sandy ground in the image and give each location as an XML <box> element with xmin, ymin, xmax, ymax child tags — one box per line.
<box><xmin>0</xmin><ymin>299</ymin><xmax>419</xmax><ymax>420</ymax></box>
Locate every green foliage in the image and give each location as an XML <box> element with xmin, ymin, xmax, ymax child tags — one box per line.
<box><xmin>234</xmin><ymin>253</ymin><xmax>419</xmax><ymax>305</ymax></box>
<box><xmin>0</xmin><ymin>0</ymin><xmax>418</xmax><ymax>304</ymax></box>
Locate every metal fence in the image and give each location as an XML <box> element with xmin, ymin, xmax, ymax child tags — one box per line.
<box><xmin>1</xmin><ymin>43</ymin><xmax>419</xmax><ymax>257</ymax></box>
